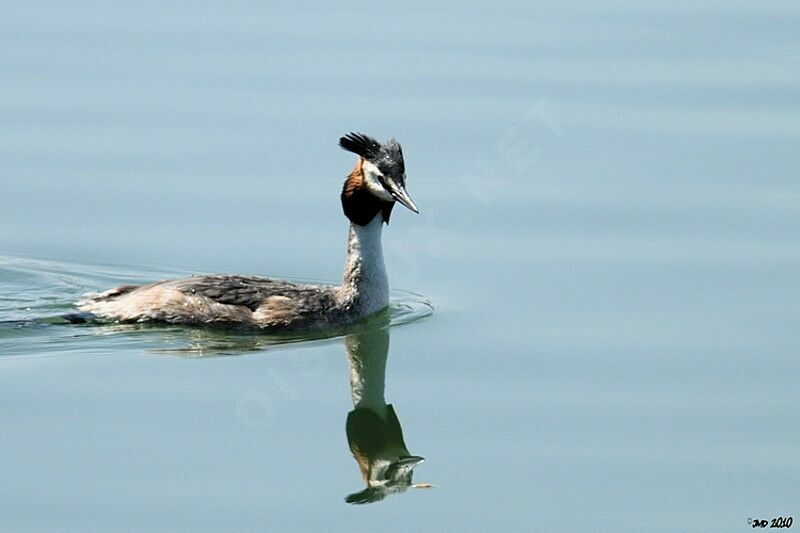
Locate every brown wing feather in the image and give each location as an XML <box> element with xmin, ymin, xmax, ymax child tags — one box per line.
<box><xmin>169</xmin><ymin>275</ymin><xmax>336</xmax><ymax>313</ymax></box>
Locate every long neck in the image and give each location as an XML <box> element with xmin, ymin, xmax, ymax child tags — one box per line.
<box><xmin>345</xmin><ymin>326</ymin><xmax>390</xmax><ymax>412</ymax></box>
<box><xmin>339</xmin><ymin>215</ymin><xmax>389</xmax><ymax>316</ymax></box>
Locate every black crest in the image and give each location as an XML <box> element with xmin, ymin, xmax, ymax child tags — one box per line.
<box><xmin>339</xmin><ymin>133</ymin><xmax>383</xmax><ymax>161</ymax></box>
<box><xmin>339</xmin><ymin>132</ymin><xmax>405</xmax><ymax>179</ymax></box>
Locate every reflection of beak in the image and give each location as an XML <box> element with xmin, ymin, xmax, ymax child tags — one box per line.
<box><xmin>385</xmin><ymin>178</ymin><xmax>419</xmax><ymax>213</ymax></box>
<box><xmin>396</xmin><ymin>455</ymin><xmax>425</xmax><ymax>468</ymax></box>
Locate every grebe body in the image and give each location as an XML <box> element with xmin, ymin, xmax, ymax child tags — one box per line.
<box><xmin>77</xmin><ymin>133</ymin><xmax>418</xmax><ymax>330</ymax></box>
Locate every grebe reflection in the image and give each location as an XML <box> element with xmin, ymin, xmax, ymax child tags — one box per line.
<box><xmin>343</xmin><ymin>316</ymin><xmax>430</xmax><ymax>504</ymax></box>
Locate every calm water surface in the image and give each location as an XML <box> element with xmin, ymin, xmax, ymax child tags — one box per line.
<box><xmin>1</xmin><ymin>2</ymin><xmax>799</xmax><ymax>531</ymax></box>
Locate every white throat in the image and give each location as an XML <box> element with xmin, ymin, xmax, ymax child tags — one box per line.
<box><xmin>340</xmin><ymin>215</ymin><xmax>389</xmax><ymax>316</ymax></box>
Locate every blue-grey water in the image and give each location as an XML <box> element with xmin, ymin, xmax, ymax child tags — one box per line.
<box><xmin>1</xmin><ymin>2</ymin><xmax>798</xmax><ymax>531</ymax></box>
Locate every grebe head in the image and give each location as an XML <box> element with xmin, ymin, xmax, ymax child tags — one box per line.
<box><xmin>345</xmin><ymin>403</ymin><xmax>427</xmax><ymax>504</ymax></box>
<box><xmin>339</xmin><ymin>133</ymin><xmax>419</xmax><ymax>225</ymax></box>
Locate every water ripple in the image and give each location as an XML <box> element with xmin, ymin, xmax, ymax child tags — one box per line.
<box><xmin>0</xmin><ymin>256</ymin><xmax>434</xmax><ymax>359</ymax></box>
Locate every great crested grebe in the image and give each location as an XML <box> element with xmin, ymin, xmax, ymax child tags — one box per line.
<box><xmin>76</xmin><ymin>133</ymin><xmax>418</xmax><ymax>330</ymax></box>
<box><xmin>343</xmin><ymin>316</ymin><xmax>428</xmax><ymax>504</ymax></box>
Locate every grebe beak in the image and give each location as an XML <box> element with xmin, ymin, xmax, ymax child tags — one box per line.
<box><xmin>385</xmin><ymin>178</ymin><xmax>419</xmax><ymax>213</ymax></box>
<box><xmin>395</xmin><ymin>455</ymin><xmax>425</xmax><ymax>468</ymax></box>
